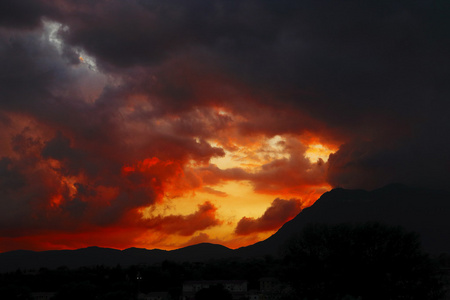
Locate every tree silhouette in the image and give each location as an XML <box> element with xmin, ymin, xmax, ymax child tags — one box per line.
<box><xmin>282</xmin><ymin>222</ymin><xmax>444</xmax><ymax>300</ymax></box>
<box><xmin>52</xmin><ymin>281</ymin><xmax>97</xmax><ymax>300</ymax></box>
<box><xmin>195</xmin><ymin>284</ymin><xmax>232</xmax><ymax>300</ymax></box>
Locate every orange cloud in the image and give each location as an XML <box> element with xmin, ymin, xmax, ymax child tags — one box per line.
<box><xmin>140</xmin><ymin>201</ymin><xmax>222</xmax><ymax>236</ymax></box>
<box><xmin>194</xmin><ymin>137</ymin><xmax>331</xmax><ymax>202</ymax></box>
<box><xmin>0</xmin><ymin>226</ymin><xmax>147</xmax><ymax>252</ymax></box>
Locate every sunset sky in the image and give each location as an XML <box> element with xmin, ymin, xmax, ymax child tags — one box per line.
<box><xmin>1</xmin><ymin>0</ymin><xmax>449</xmax><ymax>252</ymax></box>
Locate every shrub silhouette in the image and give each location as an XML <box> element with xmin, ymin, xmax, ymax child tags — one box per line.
<box><xmin>195</xmin><ymin>284</ymin><xmax>232</xmax><ymax>300</ymax></box>
<box><xmin>282</xmin><ymin>222</ymin><xmax>444</xmax><ymax>300</ymax></box>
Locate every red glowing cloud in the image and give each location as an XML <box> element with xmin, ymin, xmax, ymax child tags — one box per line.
<box><xmin>235</xmin><ymin>198</ymin><xmax>303</xmax><ymax>236</ymax></box>
<box><xmin>140</xmin><ymin>201</ymin><xmax>222</xmax><ymax>236</ymax></box>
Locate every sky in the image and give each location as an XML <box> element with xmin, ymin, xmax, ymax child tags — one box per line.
<box><xmin>0</xmin><ymin>0</ymin><xmax>449</xmax><ymax>252</ymax></box>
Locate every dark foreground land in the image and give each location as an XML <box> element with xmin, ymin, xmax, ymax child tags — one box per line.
<box><xmin>1</xmin><ymin>222</ymin><xmax>450</xmax><ymax>300</ymax></box>
<box><xmin>3</xmin><ymin>185</ymin><xmax>450</xmax><ymax>299</ymax></box>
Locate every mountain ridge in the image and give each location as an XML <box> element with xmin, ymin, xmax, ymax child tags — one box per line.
<box><xmin>1</xmin><ymin>184</ymin><xmax>449</xmax><ymax>272</ymax></box>
<box><xmin>236</xmin><ymin>183</ymin><xmax>450</xmax><ymax>257</ymax></box>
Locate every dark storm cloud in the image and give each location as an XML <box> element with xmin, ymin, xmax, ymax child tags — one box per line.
<box><xmin>0</xmin><ymin>0</ymin><xmax>51</xmax><ymax>29</ymax></box>
<box><xmin>50</xmin><ymin>0</ymin><xmax>282</xmax><ymax>69</ymax></box>
<box><xmin>41</xmin><ymin>132</ymin><xmax>87</xmax><ymax>176</ymax></box>
<box><xmin>0</xmin><ymin>157</ymin><xmax>26</xmax><ymax>193</ymax></box>
<box><xmin>327</xmin><ymin>119</ymin><xmax>450</xmax><ymax>190</ymax></box>
<box><xmin>41</xmin><ymin>0</ymin><xmax>449</xmax><ymax>124</ymax></box>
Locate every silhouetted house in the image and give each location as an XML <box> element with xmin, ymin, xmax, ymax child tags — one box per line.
<box><xmin>259</xmin><ymin>277</ymin><xmax>279</xmax><ymax>293</ymax></box>
<box><xmin>257</xmin><ymin>277</ymin><xmax>294</xmax><ymax>300</ymax></box>
<box><xmin>138</xmin><ymin>291</ymin><xmax>171</xmax><ymax>300</ymax></box>
<box><xmin>30</xmin><ymin>292</ymin><xmax>56</xmax><ymax>300</ymax></box>
<box><xmin>442</xmin><ymin>267</ymin><xmax>450</xmax><ymax>300</ymax></box>
<box><xmin>181</xmin><ymin>280</ymin><xmax>247</xmax><ymax>300</ymax></box>
<box><xmin>247</xmin><ymin>290</ymin><xmax>261</xmax><ymax>300</ymax></box>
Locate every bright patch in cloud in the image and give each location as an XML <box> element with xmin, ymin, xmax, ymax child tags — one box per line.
<box><xmin>304</xmin><ymin>143</ymin><xmax>337</xmax><ymax>163</ymax></box>
<box><xmin>44</xmin><ymin>20</ymin><xmax>98</xmax><ymax>72</ymax></box>
<box><xmin>209</xmin><ymin>135</ymin><xmax>290</xmax><ymax>171</ymax></box>
<box><xmin>43</xmin><ymin>20</ymin><xmax>68</xmax><ymax>53</ymax></box>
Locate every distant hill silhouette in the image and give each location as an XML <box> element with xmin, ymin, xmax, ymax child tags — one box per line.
<box><xmin>1</xmin><ymin>184</ymin><xmax>449</xmax><ymax>272</ymax></box>
<box><xmin>236</xmin><ymin>183</ymin><xmax>450</xmax><ymax>257</ymax></box>
<box><xmin>0</xmin><ymin>243</ymin><xmax>234</xmax><ymax>272</ymax></box>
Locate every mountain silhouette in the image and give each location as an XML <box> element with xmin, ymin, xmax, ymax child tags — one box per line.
<box><xmin>0</xmin><ymin>243</ymin><xmax>234</xmax><ymax>272</ymax></box>
<box><xmin>1</xmin><ymin>184</ymin><xmax>449</xmax><ymax>272</ymax></box>
<box><xmin>236</xmin><ymin>183</ymin><xmax>450</xmax><ymax>257</ymax></box>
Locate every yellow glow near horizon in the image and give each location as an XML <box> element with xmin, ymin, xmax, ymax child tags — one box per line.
<box><xmin>138</xmin><ymin>135</ymin><xmax>336</xmax><ymax>250</ymax></box>
<box><xmin>139</xmin><ymin>180</ymin><xmax>277</xmax><ymax>249</ymax></box>
<box><xmin>304</xmin><ymin>143</ymin><xmax>336</xmax><ymax>163</ymax></box>
<box><xmin>143</xmin><ymin>181</ymin><xmax>274</xmax><ymax>221</ymax></box>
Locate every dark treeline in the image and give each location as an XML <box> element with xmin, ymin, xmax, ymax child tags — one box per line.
<box><xmin>1</xmin><ymin>222</ymin><xmax>449</xmax><ymax>300</ymax></box>
<box><xmin>283</xmin><ymin>223</ymin><xmax>449</xmax><ymax>300</ymax></box>
<box><xmin>0</xmin><ymin>255</ymin><xmax>282</xmax><ymax>299</ymax></box>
